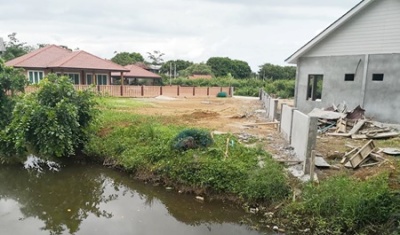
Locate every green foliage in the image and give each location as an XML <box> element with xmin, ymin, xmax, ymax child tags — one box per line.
<box><xmin>84</xmin><ymin>97</ymin><xmax>290</xmax><ymax>203</ymax></box>
<box><xmin>283</xmin><ymin>174</ymin><xmax>400</xmax><ymax>234</ymax></box>
<box><xmin>160</xmin><ymin>60</ymin><xmax>194</xmax><ymax>74</ymax></box>
<box><xmin>1</xmin><ymin>33</ymin><xmax>34</xmax><ymax>61</ymax></box>
<box><xmin>0</xmin><ymin>59</ymin><xmax>27</xmax><ymax>129</ymax></box>
<box><xmin>258</xmin><ymin>63</ymin><xmax>296</xmax><ymax>80</ymax></box>
<box><xmin>180</xmin><ymin>63</ymin><xmax>213</xmax><ymax>77</ymax></box>
<box><xmin>111</xmin><ymin>52</ymin><xmax>144</xmax><ymax>66</ymax></box>
<box><xmin>264</xmin><ymin>79</ymin><xmax>295</xmax><ymax>98</ymax></box>
<box><xmin>206</xmin><ymin>57</ymin><xmax>252</xmax><ymax>79</ymax></box>
<box><xmin>1</xmin><ymin>74</ymin><xmax>98</xmax><ymax>158</ymax></box>
<box><xmin>172</xmin><ymin>129</ymin><xmax>214</xmax><ymax>151</ymax></box>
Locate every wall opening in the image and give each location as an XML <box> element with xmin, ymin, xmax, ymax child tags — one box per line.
<box><xmin>372</xmin><ymin>73</ymin><xmax>384</xmax><ymax>81</ymax></box>
<box><xmin>344</xmin><ymin>74</ymin><xmax>355</xmax><ymax>81</ymax></box>
<box><xmin>307</xmin><ymin>75</ymin><xmax>323</xmax><ymax>101</ymax></box>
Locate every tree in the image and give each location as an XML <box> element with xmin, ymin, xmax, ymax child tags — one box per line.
<box><xmin>0</xmin><ymin>59</ymin><xmax>27</xmax><ymax>129</ymax></box>
<box><xmin>231</xmin><ymin>60</ymin><xmax>252</xmax><ymax>79</ymax></box>
<box><xmin>258</xmin><ymin>63</ymin><xmax>296</xmax><ymax>80</ymax></box>
<box><xmin>111</xmin><ymin>52</ymin><xmax>144</xmax><ymax>66</ymax></box>
<box><xmin>206</xmin><ymin>57</ymin><xmax>232</xmax><ymax>77</ymax></box>
<box><xmin>147</xmin><ymin>50</ymin><xmax>165</xmax><ymax>65</ymax></box>
<box><xmin>180</xmin><ymin>63</ymin><xmax>213</xmax><ymax>77</ymax></box>
<box><xmin>1</xmin><ymin>74</ymin><xmax>98</xmax><ymax>158</ymax></box>
<box><xmin>160</xmin><ymin>60</ymin><xmax>193</xmax><ymax>75</ymax></box>
<box><xmin>1</xmin><ymin>33</ymin><xmax>34</xmax><ymax>61</ymax></box>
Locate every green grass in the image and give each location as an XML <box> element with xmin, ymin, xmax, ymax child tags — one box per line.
<box><xmin>84</xmin><ymin>97</ymin><xmax>290</xmax><ymax>203</ymax></box>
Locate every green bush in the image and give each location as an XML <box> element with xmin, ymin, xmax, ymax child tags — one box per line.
<box><xmin>172</xmin><ymin>129</ymin><xmax>213</xmax><ymax>151</ymax></box>
<box><xmin>1</xmin><ymin>74</ymin><xmax>98</xmax><ymax>158</ymax></box>
<box><xmin>283</xmin><ymin>174</ymin><xmax>400</xmax><ymax>234</ymax></box>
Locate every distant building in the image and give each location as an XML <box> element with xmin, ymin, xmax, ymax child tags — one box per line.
<box><xmin>6</xmin><ymin>45</ymin><xmax>128</xmax><ymax>85</ymax></box>
<box><xmin>111</xmin><ymin>64</ymin><xmax>161</xmax><ymax>85</ymax></box>
<box><xmin>286</xmin><ymin>0</ymin><xmax>400</xmax><ymax>124</ymax></box>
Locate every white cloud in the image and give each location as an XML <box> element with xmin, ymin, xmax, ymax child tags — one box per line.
<box><xmin>0</xmin><ymin>0</ymin><xmax>361</xmax><ymax>71</ymax></box>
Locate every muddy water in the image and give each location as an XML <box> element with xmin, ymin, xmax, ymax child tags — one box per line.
<box><xmin>0</xmin><ymin>163</ymin><xmax>270</xmax><ymax>235</ymax></box>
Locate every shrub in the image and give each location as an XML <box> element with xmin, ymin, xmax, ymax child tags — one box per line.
<box><xmin>1</xmin><ymin>74</ymin><xmax>98</xmax><ymax>158</ymax></box>
<box><xmin>172</xmin><ymin>129</ymin><xmax>213</xmax><ymax>151</ymax></box>
<box><xmin>283</xmin><ymin>174</ymin><xmax>400</xmax><ymax>234</ymax></box>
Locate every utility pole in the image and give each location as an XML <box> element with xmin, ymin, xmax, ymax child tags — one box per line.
<box><xmin>169</xmin><ymin>62</ymin><xmax>172</xmax><ymax>85</ymax></box>
<box><xmin>174</xmin><ymin>63</ymin><xmax>176</xmax><ymax>79</ymax></box>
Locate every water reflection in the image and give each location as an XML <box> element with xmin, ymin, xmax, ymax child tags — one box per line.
<box><xmin>0</xmin><ymin>164</ymin><xmax>267</xmax><ymax>235</ymax></box>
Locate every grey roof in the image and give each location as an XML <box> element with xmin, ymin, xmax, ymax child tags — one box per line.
<box><xmin>0</xmin><ymin>37</ymin><xmax>5</xmax><ymax>52</ymax></box>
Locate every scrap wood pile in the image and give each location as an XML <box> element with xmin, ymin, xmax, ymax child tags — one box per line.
<box><xmin>309</xmin><ymin>103</ymin><xmax>400</xmax><ymax>170</ymax></box>
<box><xmin>308</xmin><ymin>104</ymin><xmax>400</xmax><ymax>140</ymax></box>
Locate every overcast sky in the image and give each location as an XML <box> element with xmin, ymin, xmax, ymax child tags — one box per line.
<box><xmin>0</xmin><ymin>0</ymin><xmax>360</xmax><ymax>71</ymax></box>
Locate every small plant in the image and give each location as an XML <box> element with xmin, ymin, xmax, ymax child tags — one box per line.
<box><xmin>216</xmin><ymin>91</ymin><xmax>227</xmax><ymax>98</ymax></box>
<box><xmin>172</xmin><ymin>129</ymin><xmax>213</xmax><ymax>151</ymax></box>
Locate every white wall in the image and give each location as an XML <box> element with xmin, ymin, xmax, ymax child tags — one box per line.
<box><xmin>305</xmin><ymin>0</ymin><xmax>400</xmax><ymax>57</ymax></box>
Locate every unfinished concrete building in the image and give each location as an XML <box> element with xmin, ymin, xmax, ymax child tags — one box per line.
<box><xmin>286</xmin><ymin>0</ymin><xmax>400</xmax><ymax>124</ymax></box>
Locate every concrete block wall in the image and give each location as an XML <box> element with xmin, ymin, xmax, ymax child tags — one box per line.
<box><xmin>280</xmin><ymin>104</ymin><xmax>296</xmax><ymax>143</ymax></box>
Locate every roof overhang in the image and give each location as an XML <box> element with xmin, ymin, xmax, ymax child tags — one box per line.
<box><xmin>285</xmin><ymin>0</ymin><xmax>373</xmax><ymax>64</ymax></box>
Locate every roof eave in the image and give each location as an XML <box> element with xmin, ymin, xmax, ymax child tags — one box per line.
<box><xmin>285</xmin><ymin>0</ymin><xmax>373</xmax><ymax>64</ymax></box>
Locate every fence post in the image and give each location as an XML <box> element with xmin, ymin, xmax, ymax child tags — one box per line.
<box><xmin>120</xmin><ymin>85</ymin><xmax>123</xmax><ymax>97</ymax></box>
<box><xmin>193</xmin><ymin>87</ymin><xmax>195</xmax><ymax>96</ymax></box>
<box><xmin>141</xmin><ymin>85</ymin><xmax>144</xmax><ymax>96</ymax></box>
<box><xmin>273</xmin><ymin>99</ymin><xmax>279</xmax><ymax>121</ymax></box>
<box><xmin>304</xmin><ymin>117</ymin><xmax>318</xmax><ymax>174</ymax></box>
<box><xmin>160</xmin><ymin>86</ymin><xmax>163</xmax><ymax>96</ymax></box>
<box><xmin>207</xmin><ymin>87</ymin><xmax>210</xmax><ymax>96</ymax></box>
<box><xmin>177</xmin><ymin>86</ymin><xmax>180</xmax><ymax>96</ymax></box>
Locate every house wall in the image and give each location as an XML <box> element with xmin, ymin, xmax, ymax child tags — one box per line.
<box><xmin>305</xmin><ymin>0</ymin><xmax>400</xmax><ymax>58</ymax></box>
<box><xmin>296</xmin><ymin>54</ymin><xmax>400</xmax><ymax>123</ymax></box>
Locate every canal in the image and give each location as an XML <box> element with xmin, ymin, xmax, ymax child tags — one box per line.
<box><xmin>0</xmin><ymin>163</ymin><xmax>270</xmax><ymax>235</ymax></box>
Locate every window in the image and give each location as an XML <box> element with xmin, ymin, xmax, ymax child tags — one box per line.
<box><xmin>307</xmin><ymin>75</ymin><xmax>323</xmax><ymax>101</ymax></box>
<box><xmin>86</xmin><ymin>74</ymin><xmax>93</xmax><ymax>85</ymax></box>
<box><xmin>28</xmin><ymin>71</ymin><xmax>44</xmax><ymax>84</ymax></box>
<box><xmin>372</xmin><ymin>73</ymin><xmax>384</xmax><ymax>81</ymax></box>
<box><xmin>344</xmin><ymin>74</ymin><xmax>355</xmax><ymax>81</ymax></box>
<box><xmin>96</xmin><ymin>74</ymin><xmax>108</xmax><ymax>85</ymax></box>
<box><xmin>67</xmin><ymin>73</ymin><xmax>80</xmax><ymax>85</ymax></box>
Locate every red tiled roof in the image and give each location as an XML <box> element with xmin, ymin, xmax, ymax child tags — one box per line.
<box><xmin>112</xmin><ymin>64</ymin><xmax>161</xmax><ymax>79</ymax></box>
<box><xmin>6</xmin><ymin>45</ymin><xmax>128</xmax><ymax>72</ymax></box>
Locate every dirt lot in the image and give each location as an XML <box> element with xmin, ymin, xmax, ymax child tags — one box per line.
<box><xmin>132</xmin><ymin>96</ymin><xmax>400</xmax><ymax>184</ymax></box>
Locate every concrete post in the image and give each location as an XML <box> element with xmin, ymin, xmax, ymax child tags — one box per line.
<box><xmin>303</xmin><ymin>116</ymin><xmax>318</xmax><ymax>174</ymax></box>
<box><xmin>273</xmin><ymin>99</ymin><xmax>279</xmax><ymax>121</ymax></box>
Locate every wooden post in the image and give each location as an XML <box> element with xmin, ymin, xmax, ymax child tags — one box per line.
<box><xmin>229</xmin><ymin>86</ymin><xmax>232</xmax><ymax>96</ymax></box>
<box><xmin>160</xmin><ymin>86</ymin><xmax>163</xmax><ymax>96</ymax></box>
<box><xmin>141</xmin><ymin>85</ymin><xmax>144</xmax><ymax>96</ymax></box>
<box><xmin>177</xmin><ymin>86</ymin><xmax>180</xmax><ymax>96</ymax></box>
<box><xmin>207</xmin><ymin>87</ymin><xmax>209</xmax><ymax>96</ymax></box>
<box><xmin>120</xmin><ymin>72</ymin><xmax>124</xmax><ymax>96</ymax></box>
<box><xmin>310</xmin><ymin>150</ymin><xmax>316</xmax><ymax>182</ymax></box>
<box><xmin>193</xmin><ymin>87</ymin><xmax>195</xmax><ymax>96</ymax></box>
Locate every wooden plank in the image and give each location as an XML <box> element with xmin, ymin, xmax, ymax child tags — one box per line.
<box><xmin>351</xmin><ymin>134</ymin><xmax>367</xmax><ymax>139</ymax></box>
<box><xmin>243</xmin><ymin>122</ymin><xmax>280</xmax><ymax>126</ymax></box>
<box><xmin>348</xmin><ymin>119</ymin><xmax>366</xmax><ymax>135</ymax></box>
<box><xmin>341</xmin><ymin>148</ymin><xmax>359</xmax><ymax>164</ymax></box>
<box><xmin>336</xmin><ymin>118</ymin><xmax>347</xmax><ymax>133</ymax></box>
<box><xmin>366</xmin><ymin>132</ymin><xmax>399</xmax><ymax>139</ymax></box>
<box><xmin>327</xmin><ymin>132</ymin><xmax>351</xmax><ymax>137</ymax></box>
<box><xmin>348</xmin><ymin>140</ymin><xmax>375</xmax><ymax>168</ymax></box>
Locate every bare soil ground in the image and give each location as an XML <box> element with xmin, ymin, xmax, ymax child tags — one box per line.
<box><xmin>132</xmin><ymin>96</ymin><xmax>400</xmax><ymax>185</ymax></box>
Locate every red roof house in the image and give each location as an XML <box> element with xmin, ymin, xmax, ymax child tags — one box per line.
<box><xmin>111</xmin><ymin>64</ymin><xmax>161</xmax><ymax>85</ymax></box>
<box><xmin>6</xmin><ymin>45</ymin><xmax>129</xmax><ymax>85</ymax></box>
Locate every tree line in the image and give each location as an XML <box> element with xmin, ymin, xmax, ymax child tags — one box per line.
<box><xmin>1</xmin><ymin>33</ymin><xmax>296</xmax><ymax>80</ymax></box>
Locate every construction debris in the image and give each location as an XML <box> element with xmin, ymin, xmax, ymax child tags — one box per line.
<box><xmin>383</xmin><ymin>148</ymin><xmax>400</xmax><ymax>156</ymax></box>
<box><xmin>314</xmin><ymin>104</ymin><xmax>399</xmax><ymax>140</ymax></box>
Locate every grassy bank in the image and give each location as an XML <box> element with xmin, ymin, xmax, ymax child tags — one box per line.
<box><xmin>83</xmin><ymin>97</ymin><xmax>400</xmax><ymax>234</ymax></box>
<box><xmin>84</xmin><ymin>97</ymin><xmax>290</xmax><ymax>204</ymax></box>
